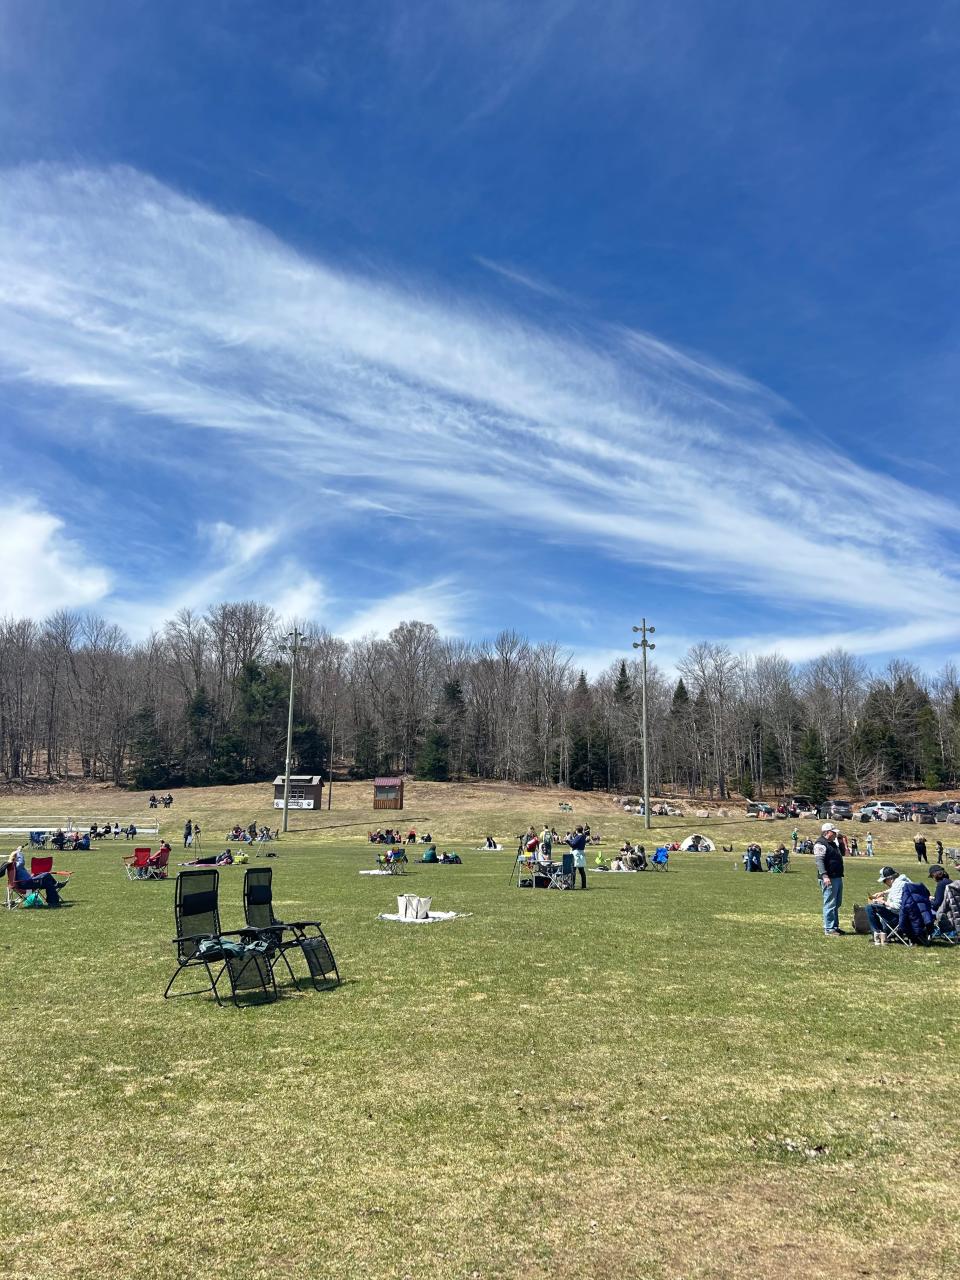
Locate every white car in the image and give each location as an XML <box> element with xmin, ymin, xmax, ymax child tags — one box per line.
<box><xmin>875</xmin><ymin>802</ymin><xmax>902</xmax><ymax>822</ymax></box>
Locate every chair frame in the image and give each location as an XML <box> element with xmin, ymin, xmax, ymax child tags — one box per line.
<box><xmin>242</xmin><ymin>867</ymin><xmax>340</xmax><ymax>991</ymax></box>
<box><xmin>124</xmin><ymin>848</ymin><xmax>151</xmax><ymax>880</ymax></box>
<box><xmin>164</xmin><ymin>869</ymin><xmax>279</xmax><ymax>1008</ymax></box>
<box><xmin>144</xmin><ymin>848</ymin><xmax>171</xmax><ymax>880</ymax></box>
<box><xmin>5</xmin><ymin>863</ymin><xmax>29</xmax><ymax>909</ymax></box>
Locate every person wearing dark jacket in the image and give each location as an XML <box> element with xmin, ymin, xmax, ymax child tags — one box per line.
<box><xmin>566</xmin><ymin>826</ymin><xmax>588</xmax><ymax>889</ymax></box>
<box><xmin>928</xmin><ymin>865</ymin><xmax>952</xmax><ymax>914</ymax></box>
<box><xmin>813</xmin><ymin>821</ymin><xmax>845</xmax><ymax>936</ymax></box>
<box><xmin>914</xmin><ymin>834</ymin><xmax>928</xmax><ymax>864</ymax></box>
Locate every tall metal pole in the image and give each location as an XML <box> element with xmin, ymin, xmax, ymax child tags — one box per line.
<box><xmin>281</xmin><ymin>628</ymin><xmax>302</xmax><ymax>834</ymax></box>
<box><xmin>327</xmin><ymin>686</ymin><xmax>337</xmax><ymax>810</ymax></box>
<box><xmin>632</xmin><ymin>620</ymin><xmax>656</xmax><ymax>830</ymax></box>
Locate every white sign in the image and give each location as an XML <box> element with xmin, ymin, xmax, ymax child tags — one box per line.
<box><xmin>274</xmin><ymin>798</ymin><xmax>315</xmax><ymax>810</ymax></box>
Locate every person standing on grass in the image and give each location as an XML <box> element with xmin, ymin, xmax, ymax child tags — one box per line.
<box><xmin>866</xmin><ymin>831</ymin><xmax>874</xmax><ymax>857</ymax></box>
<box><xmin>183</xmin><ymin>818</ymin><xmax>193</xmax><ymax>849</ymax></box>
<box><xmin>814</xmin><ymin>821</ymin><xmax>845</xmax><ymax>936</ymax></box>
<box><xmin>791</xmin><ymin>827</ymin><xmax>799</xmax><ymax>852</ymax></box>
<box><xmin>936</xmin><ymin>839</ymin><xmax>944</xmax><ymax>865</ymax></box>
<box><xmin>566</xmin><ymin>826</ymin><xmax>588</xmax><ymax>890</ymax></box>
<box><xmin>914</xmin><ymin>833</ymin><xmax>928</xmax><ymax>863</ymax></box>
<box><xmin>540</xmin><ymin>824</ymin><xmax>553</xmax><ymax>861</ymax></box>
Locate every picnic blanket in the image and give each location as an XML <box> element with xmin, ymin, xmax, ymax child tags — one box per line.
<box><xmin>359</xmin><ymin>868</ymin><xmax>394</xmax><ymax>876</ymax></box>
<box><xmin>377</xmin><ymin>910</ymin><xmax>466</xmax><ymax>924</ymax></box>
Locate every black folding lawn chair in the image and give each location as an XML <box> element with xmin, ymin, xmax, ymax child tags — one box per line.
<box><xmin>242</xmin><ymin>867</ymin><xmax>340</xmax><ymax>991</ymax></box>
<box><xmin>164</xmin><ymin>868</ymin><xmax>278</xmax><ymax>1007</ymax></box>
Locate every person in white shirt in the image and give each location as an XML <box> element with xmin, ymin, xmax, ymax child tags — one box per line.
<box><xmin>866</xmin><ymin>865</ymin><xmax>911</xmax><ymax>944</ymax></box>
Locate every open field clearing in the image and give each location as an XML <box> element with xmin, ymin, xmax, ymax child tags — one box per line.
<box><xmin>2</xmin><ymin>782</ymin><xmax>959</xmax><ymax>1279</ymax></box>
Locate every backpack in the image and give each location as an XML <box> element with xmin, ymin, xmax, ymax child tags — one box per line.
<box><xmin>23</xmin><ymin>891</ymin><xmax>45</xmax><ymax>909</ymax></box>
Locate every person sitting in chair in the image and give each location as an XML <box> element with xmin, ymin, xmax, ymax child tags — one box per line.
<box><xmin>928</xmin><ymin>864</ymin><xmax>952</xmax><ymax>913</ymax></box>
<box><xmin>866</xmin><ymin>866</ymin><xmax>913</xmax><ymax>944</ymax></box>
<box><xmin>7</xmin><ymin>846</ymin><xmax>66</xmax><ymax>907</ymax></box>
<box><xmin>484</xmin><ymin>835</ymin><xmax>498</xmax><ymax>849</ymax></box>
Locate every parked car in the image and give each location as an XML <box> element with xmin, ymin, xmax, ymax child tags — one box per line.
<box><xmin>746</xmin><ymin>802</ymin><xmax>775</xmax><ymax>816</ymax></box>
<box><xmin>790</xmin><ymin>795</ymin><xmax>816</xmax><ymax>811</ymax></box>
<box><xmin>827</xmin><ymin>801</ymin><xmax>853</xmax><ymax>821</ymax></box>
<box><xmin>855</xmin><ymin>803</ymin><xmax>884</xmax><ymax>821</ymax></box>
<box><xmin>875</xmin><ymin>802</ymin><xmax>902</xmax><ymax>822</ymax></box>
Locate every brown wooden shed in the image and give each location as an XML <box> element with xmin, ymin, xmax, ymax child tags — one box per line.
<box><xmin>373</xmin><ymin>776</ymin><xmax>404</xmax><ymax>810</ymax></box>
<box><xmin>273</xmin><ymin>775</ymin><xmax>323</xmax><ymax>810</ymax></box>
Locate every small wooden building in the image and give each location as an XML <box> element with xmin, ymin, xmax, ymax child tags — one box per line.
<box><xmin>273</xmin><ymin>775</ymin><xmax>324</xmax><ymax>810</ymax></box>
<box><xmin>373</xmin><ymin>776</ymin><xmax>404</xmax><ymax>810</ymax></box>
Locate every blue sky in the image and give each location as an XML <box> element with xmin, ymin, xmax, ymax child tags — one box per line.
<box><xmin>1</xmin><ymin>0</ymin><xmax>959</xmax><ymax>672</ymax></box>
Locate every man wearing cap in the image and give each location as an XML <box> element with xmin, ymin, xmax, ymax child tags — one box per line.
<box><xmin>814</xmin><ymin>821</ymin><xmax>846</xmax><ymax>936</ymax></box>
<box><xmin>865</xmin><ymin>866</ymin><xmax>911</xmax><ymax>944</ymax></box>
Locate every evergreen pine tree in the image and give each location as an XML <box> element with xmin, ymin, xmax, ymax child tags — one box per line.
<box><xmin>795</xmin><ymin>729</ymin><xmax>831</xmax><ymax>805</ymax></box>
<box><xmin>415</xmin><ymin>726</ymin><xmax>450</xmax><ymax>781</ymax></box>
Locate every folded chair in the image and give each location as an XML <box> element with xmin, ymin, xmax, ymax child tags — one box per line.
<box><xmin>242</xmin><ymin>867</ymin><xmax>340</xmax><ymax>991</ymax></box>
<box><xmin>164</xmin><ymin>869</ymin><xmax>278</xmax><ymax>1007</ymax></box>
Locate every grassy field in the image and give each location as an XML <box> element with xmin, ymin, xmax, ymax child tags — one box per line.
<box><xmin>1</xmin><ymin>780</ymin><xmax>959</xmax><ymax>1279</ymax></box>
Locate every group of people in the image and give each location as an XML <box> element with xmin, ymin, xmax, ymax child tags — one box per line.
<box><xmin>224</xmin><ymin>822</ymin><xmax>277</xmax><ymax>844</ymax></box>
<box><xmin>147</xmin><ymin>794</ymin><xmax>174</xmax><ymax>808</ymax></box>
<box><xmin>611</xmin><ymin>843</ymin><xmax>649</xmax><ymax>871</ymax></box>
<box><xmin>814</xmin><ymin>820</ymin><xmax>959</xmax><ymax>941</ymax></box>
<box><xmin>863</xmin><ymin>863</ymin><xmax>956</xmax><ymax>944</ymax></box>
<box><xmin>368</xmin><ymin>828</ymin><xmax>431</xmax><ymax>844</ymax></box>
<box><xmin>518</xmin><ymin>824</ymin><xmax>589</xmax><ymax>888</ymax></box>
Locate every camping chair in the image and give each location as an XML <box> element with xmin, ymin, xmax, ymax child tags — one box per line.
<box><xmin>377</xmin><ymin>850</ymin><xmax>407</xmax><ymax>874</ymax></box>
<box><xmin>29</xmin><ymin>830</ymin><xmax>47</xmax><ymax>849</ymax></box>
<box><xmin>5</xmin><ymin>862</ymin><xmax>29</xmax><ymax>909</ymax></box>
<box><xmin>885</xmin><ymin>884</ymin><xmax>935</xmax><ymax>947</ymax></box>
<box><xmin>144</xmin><ymin>847</ymin><xmax>170</xmax><ymax>880</ymax></box>
<box><xmin>164</xmin><ymin>869</ymin><xmax>279</xmax><ymax>1007</ymax></box>
<box><xmin>547</xmin><ymin>853</ymin><xmax>575</xmax><ymax>890</ymax></box>
<box><xmin>30</xmin><ymin>855</ymin><xmax>71</xmax><ymax>898</ymax></box>
<box><xmin>242</xmin><ymin>867</ymin><xmax>340</xmax><ymax>991</ymax></box>
<box><xmin>651</xmin><ymin>848</ymin><xmax>669</xmax><ymax>872</ymax></box>
<box><xmin>125</xmin><ymin>847</ymin><xmax>151</xmax><ymax>880</ymax></box>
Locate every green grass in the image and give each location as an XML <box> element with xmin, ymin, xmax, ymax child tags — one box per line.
<box><xmin>2</xmin><ymin>785</ymin><xmax>959</xmax><ymax>1278</ymax></box>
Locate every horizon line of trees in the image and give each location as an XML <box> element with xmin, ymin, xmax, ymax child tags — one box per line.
<box><xmin>1</xmin><ymin>604</ymin><xmax>959</xmax><ymax>802</ymax></box>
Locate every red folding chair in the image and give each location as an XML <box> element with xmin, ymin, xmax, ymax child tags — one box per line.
<box><xmin>5</xmin><ymin>862</ymin><xmax>29</xmax><ymax>909</ymax></box>
<box><xmin>124</xmin><ymin>847</ymin><xmax>152</xmax><ymax>880</ymax></box>
<box><xmin>145</xmin><ymin>847</ymin><xmax>170</xmax><ymax>880</ymax></box>
<box><xmin>30</xmin><ymin>855</ymin><xmax>72</xmax><ymax>895</ymax></box>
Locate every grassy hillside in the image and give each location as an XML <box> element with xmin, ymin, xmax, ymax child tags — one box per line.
<box><xmin>1</xmin><ymin>781</ymin><xmax>958</xmax><ymax>1279</ymax></box>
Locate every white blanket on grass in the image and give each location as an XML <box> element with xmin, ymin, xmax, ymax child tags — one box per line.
<box><xmin>377</xmin><ymin>910</ymin><xmax>467</xmax><ymax>924</ymax></box>
<box><xmin>359</xmin><ymin>868</ymin><xmax>396</xmax><ymax>876</ymax></box>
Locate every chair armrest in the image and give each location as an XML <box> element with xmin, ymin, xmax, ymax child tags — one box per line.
<box><xmin>171</xmin><ymin>931</ymin><xmax>221</xmax><ymax>944</ymax></box>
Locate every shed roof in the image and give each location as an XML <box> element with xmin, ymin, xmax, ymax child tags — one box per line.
<box><xmin>272</xmin><ymin>775</ymin><xmax>324</xmax><ymax>786</ymax></box>
<box><xmin>373</xmin><ymin>777</ymin><xmax>403</xmax><ymax>787</ymax></box>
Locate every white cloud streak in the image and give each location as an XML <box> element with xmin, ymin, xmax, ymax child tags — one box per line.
<box><xmin>0</xmin><ymin>501</ymin><xmax>111</xmax><ymax>616</ymax></box>
<box><xmin>0</xmin><ymin>164</ymin><xmax>959</xmax><ymax>655</ymax></box>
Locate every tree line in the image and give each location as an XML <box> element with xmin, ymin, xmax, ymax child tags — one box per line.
<box><xmin>1</xmin><ymin>606</ymin><xmax>959</xmax><ymax>799</ymax></box>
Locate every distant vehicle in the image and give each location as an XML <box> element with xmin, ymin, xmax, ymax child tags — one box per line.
<box><xmin>875</xmin><ymin>802</ymin><xmax>902</xmax><ymax>822</ymax></box>
<box><xmin>856</xmin><ymin>803</ymin><xmax>883</xmax><ymax>822</ymax></box>
<box><xmin>747</xmin><ymin>801</ymin><xmax>775</xmax><ymax>816</ymax></box>
<box><xmin>827</xmin><ymin>801</ymin><xmax>853</xmax><ymax>821</ymax></box>
<box><xmin>790</xmin><ymin>795</ymin><xmax>815</xmax><ymax>810</ymax></box>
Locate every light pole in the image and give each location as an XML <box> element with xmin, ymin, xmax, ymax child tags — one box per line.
<box><xmin>327</xmin><ymin>683</ymin><xmax>337</xmax><ymax>811</ymax></box>
<box><xmin>278</xmin><ymin>627</ymin><xmax>305</xmax><ymax>834</ymax></box>
<box><xmin>632</xmin><ymin>620</ymin><xmax>656</xmax><ymax>830</ymax></box>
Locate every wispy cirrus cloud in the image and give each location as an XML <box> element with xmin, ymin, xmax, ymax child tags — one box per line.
<box><xmin>1</xmin><ymin>164</ymin><xmax>959</xmax><ymax>655</ymax></box>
